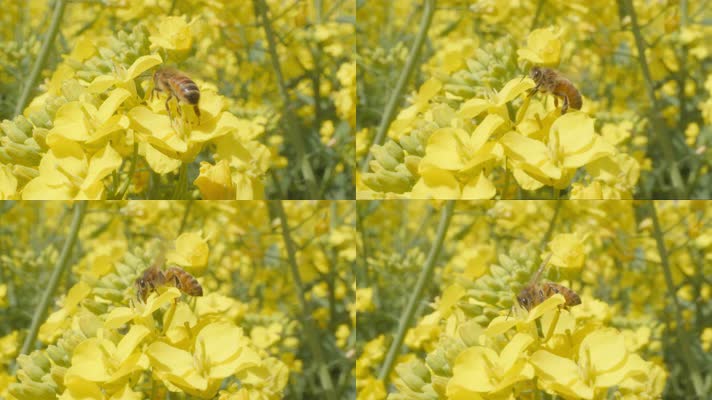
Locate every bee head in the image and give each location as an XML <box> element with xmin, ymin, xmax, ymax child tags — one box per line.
<box><xmin>517</xmin><ymin>294</ymin><xmax>529</xmax><ymax>309</ymax></box>
<box><xmin>529</xmin><ymin>66</ymin><xmax>542</xmax><ymax>80</ymax></box>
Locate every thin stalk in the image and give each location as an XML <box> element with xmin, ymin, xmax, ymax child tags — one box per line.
<box><xmin>177</xmin><ymin>200</ymin><xmax>193</xmax><ymax>235</ymax></box>
<box><xmin>539</xmin><ymin>199</ymin><xmax>562</xmax><ymax>250</ymax></box>
<box><xmin>20</xmin><ymin>201</ymin><xmax>87</xmax><ymax>355</ymax></box>
<box><xmin>377</xmin><ymin>200</ymin><xmax>455</xmax><ymax>384</ymax></box>
<box><xmin>272</xmin><ymin>201</ymin><xmax>337</xmax><ymax>400</ymax></box>
<box><xmin>14</xmin><ymin>0</ymin><xmax>67</xmax><ymax>116</ymax></box>
<box><xmin>530</xmin><ymin>0</ymin><xmax>546</xmax><ymax>31</ymax></box>
<box><xmin>360</xmin><ymin>0</ymin><xmax>436</xmax><ymax>173</ymax></box>
<box><xmin>647</xmin><ymin>201</ymin><xmax>703</xmax><ymax>395</ymax></box>
<box><xmin>254</xmin><ymin>0</ymin><xmax>319</xmax><ymax>198</ymax></box>
<box><xmin>622</xmin><ymin>0</ymin><xmax>684</xmax><ymax>197</ymax></box>
<box><xmin>115</xmin><ymin>142</ymin><xmax>138</xmax><ymax>200</ymax></box>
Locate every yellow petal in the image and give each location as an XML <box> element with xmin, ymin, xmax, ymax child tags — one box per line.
<box><xmin>67</xmin><ymin>338</ymin><xmax>112</xmax><ymax>382</ymax></box>
<box><xmin>500</xmin><ymin>131</ymin><xmax>561</xmax><ymax>180</ymax></box>
<box><xmin>460</xmin><ymin>172</ymin><xmax>496</xmax><ymax>199</ymax></box>
<box><xmin>167</xmin><ymin>232</ymin><xmax>209</xmax><ymax>269</ymax></box>
<box><xmin>458</xmin><ymin>98</ymin><xmax>491</xmax><ymax>119</ymax></box>
<box><xmin>498</xmin><ymin>333</ymin><xmax>534</xmax><ymax>373</ymax></box>
<box><xmin>485</xmin><ymin>316</ymin><xmax>518</xmax><ymax>337</ymax></box>
<box><xmin>517</xmin><ymin>27</ymin><xmax>561</xmax><ymax>65</ymax></box>
<box><xmin>149</xmin><ymin>16</ymin><xmax>193</xmax><ymax>51</ymax></box>
<box><xmin>147</xmin><ymin>341</ymin><xmax>207</xmax><ymax>391</ymax></box>
<box><xmin>195</xmin><ymin>322</ymin><xmax>243</xmax><ymax>365</ymax></box>
<box><xmin>530</xmin><ymin>350</ymin><xmax>579</xmax><ymax>385</ymax></box>
<box><xmin>496</xmin><ymin>78</ymin><xmax>535</xmax><ymax>106</ymax></box>
<box><xmin>96</xmin><ymin>88</ymin><xmax>131</xmax><ymax>124</ymax></box>
<box><xmin>410</xmin><ymin>167</ymin><xmax>460</xmax><ymax>198</ymax></box>
<box><xmin>142</xmin><ymin>287</ymin><xmax>181</xmax><ymax>317</ymax></box>
<box><xmin>448</xmin><ymin>347</ymin><xmax>498</xmax><ymax>394</ymax></box>
<box><xmin>579</xmin><ymin>329</ymin><xmax>626</xmax><ymax>372</ymax></box>
<box><xmin>548</xmin><ymin>233</ymin><xmax>585</xmax><ymax>268</ymax></box>
<box><xmin>82</xmin><ymin>144</ymin><xmax>122</xmax><ymax>189</ymax></box>
<box><xmin>87</xmin><ymin>75</ymin><xmax>118</xmax><ymax>94</ymax></box>
<box><xmin>470</xmin><ymin>114</ymin><xmax>505</xmax><ymax>150</ymax></box>
<box><xmin>116</xmin><ymin>325</ymin><xmax>150</xmax><ymax>364</ymax></box>
<box><xmin>126</xmin><ymin>54</ymin><xmax>163</xmax><ymax>80</ymax></box>
<box><xmin>418</xmin><ymin>78</ymin><xmax>442</xmax><ymax>101</ymax></box>
<box><xmin>104</xmin><ymin>307</ymin><xmax>135</xmax><ymax>329</ymax></box>
<box><xmin>164</xmin><ymin>302</ymin><xmax>198</xmax><ymax>344</ymax></box>
<box><xmin>142</xmin><ymin>143</ymin><xmax>183</xmax><ymax>175</ymax></box>
<box><xmin>48</xmin><ymin>102</ymin><xmax>90</xmax><ymax>142</ymax></box>
<box><xmin>526</xmin><ymin>293</ymin><xmax>565</xmax><ymax>322</ymax></box>
<box><xmin>129</xmin><ymin>106</ymin><xmax>188</xmax><ymax>153</ymax></box>
<box><xmin>423</xmin><ymin>127</ymin><xmax>469</xmax><ymax>170</ymax></box>
<box><xmin>0</xmin><ymin>163</ymin><xmax>18</xmax><ymax>200</ymax></box>
<box><xmin>194</xmin><ymin>160</ymin><xmax>236</xmax><ymax>200</ymax></box>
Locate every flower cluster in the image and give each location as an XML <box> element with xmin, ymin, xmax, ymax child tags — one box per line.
<box><xmin>0</xmin><ymin>0</ymin><xmax>355</xmax><ymax>199</ymax></box>
<box><xmin>360</xmin><ymin>28</ymin><xmax>641</xmax><ymax>199</ymax></box>
<box><xmin>0</xmin><ymin>201</ymin><xmax>356</xmax><ymax>399</ymax></box>
<box><xmin>357</xmin><ymin>0</ymin><xmax>712</xmax><ymax>198</ymax></box>
<box><xmin>355</xmin><ymin>200</ymin><xmax>711</xmax><ymax>399</ymax></box>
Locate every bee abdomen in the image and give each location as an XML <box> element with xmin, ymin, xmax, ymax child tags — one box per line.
<box><xmin>176</xmin><ymin>78</ymin><xmax>200</xmax><ymax>104</ymax></box>
<box><xmin>569</xmin><ymin>89</ymin><xmax>582</xmax><ymax>110</ymax></box>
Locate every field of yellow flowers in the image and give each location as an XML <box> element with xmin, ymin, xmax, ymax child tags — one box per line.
<box><xmin>0</xmin><ymin>1</ymin><xmax>354</xmax><ymax>200</ymax></box>
<box><xmin>357</xmin><ymin>1</ymin><xmax>712</xmax><ymax>199</ymax></box>
<box><xmin>2</xmin><ymin>0</ymin><xmax>712</xmax><ymax>400</ymax></box>
<box><xmin>0</xmin><ymin>201</ymin><xmax>356</xmax><ymax>399</ymax></box>
<box><xmin>355</xmin><ymin>200</ymin><xmax>712</xmax><ymax>399</ymax></box>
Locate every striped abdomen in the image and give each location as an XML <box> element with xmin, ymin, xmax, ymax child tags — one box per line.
<box><xmin>169</xmin><ymin>75</ymin><xmax>200</xmax><ymax>106</ymax></box>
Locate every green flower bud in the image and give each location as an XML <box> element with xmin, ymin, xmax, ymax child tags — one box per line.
<box><xmin>30</xmin><ymin>351</ymin><xmax>51</xmax><ymax>371</ymax></box>
<box><xmin>3</xmin><ymin>140</ymin><xmax>42</xmax><ymax>166</ymax></box>
<box><xmin>8</xmin><ymin>380</ymin><xmax>56</xmax><ymax>400</ymax></box>
<box><xmin>384</xmin><ymin>140</ymin><xmax>405</xmax><ymax>162</ymax></box>
<box><xmin>425</xmin><ymin>347</ymin><xmax>450</xmax><ymax>376</ymax></box>
<box><xmin>2</xmin><ymin>119</ymin><xmax>30</xmax><ymax>143</ymax></box>
<box><xmin>32</xmin><ymin>128</ymin><xmax>49</xmax><ymax>150</ymax></box>
<box><xmin>399</xmin><ymin>135</ymin><xmax>422</xmax><ymax>155</ymax></box>
<box><xmin>15</xmin><ymin>115</ymin><xmax>34</xmax><ymax>135</ymax></box>
<box><xmin>372</xmin><ymin>145</ymin><xmax>399</xmax><ymax>171</ymax></box>
<box><xmin>395</xmin><ymin>360</ymin><xmax>428</xmax><ymax>392</ymax></box>
<box><xmin>46</xmin><ymin>344</ymin><xmax>69</xmax><ymax>366</ymax></box>
<box><xmin>28</xmin><ymin>109</ymin><xmax>52</xmax><ymax>129</ymax></box>
<box><xmin>17</xmin><ymin>354</ymin><xmax>47</xmax><ymax>381</ymax></box>
<box><xmin>12</xmin><ymin>164</ymin><xmax>39</xmax><ymax>182</ymax></box>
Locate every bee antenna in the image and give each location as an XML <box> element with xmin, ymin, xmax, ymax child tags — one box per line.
<box><xmin>530</xmin><ymin>253</ymin><xmax>553</xmax><ymax>284</ymax></box>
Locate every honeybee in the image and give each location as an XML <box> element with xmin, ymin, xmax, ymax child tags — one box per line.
<box><xmin>135</xmin><ymin>258</ymin><xmax>203</xmax><ymax>302</ymax></box>
<box><xmin>152</xmin><ymin>67</ymin><xmax>201</xmax><ymax>120</ymax></box>
<box><xmin>516</xmin><ymin>254</ymin><xmax>581</xmax><ymax>311</ymax></box>
<box><xmin>528</xmin><ymin>66</ymin><xmax>582</xmax><ymax>114</ymax></box>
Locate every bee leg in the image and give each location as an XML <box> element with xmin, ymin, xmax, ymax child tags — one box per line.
<box><xmin>165</xmin><ymin>93</ymin><xmax>173</xmax><ymax>118</ymax></box>
<box><xmin>176</xmin><ymin>102</ymin><xmax>183</xmax><ymax>117</ymax></box>
<box><xmin>554</xmin><ymin>96</ymin><xmax>559</xmax><ymax>108</ymax></box>
<box><xmin>173</xmin><ymin>275</ymin><xmax>181</xmax><ymax>290</ymax></box>
<box><xmin>562</xmin><ymin>96</ymin><xmax>569</xmax><ymax>114</ymax></box>
<box><xmin>193</xmin><ymin>105</ymin><xmax>200</xmax><ymax>119</ymax></box>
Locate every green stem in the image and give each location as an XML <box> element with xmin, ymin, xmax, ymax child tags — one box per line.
<box><xmin>20</xmin><ymin>201</ymin><xmax>87</xmax><ymax>355</ymax></box>
<box><xmin>539</xmin><ymin>199</ymin><xmax>561</xmax><ymax>250</ymax></box>
<box><xmin>377</xmin><ymin>200</ymin><xmax>455</xmax><ymax>384</ymax></box>
<box><xmin>115</xmin><ymin>142</ymin><xmax>138</xmax><ymax>200</ymax></box>
<box><xmin>177</xmin><ymin>200</ymin><xmax>193</xmax><ymax>235</ymax></box>
<box><xmin>14</xmin><ymin>0</ymin><xmax>67</xmax><ymax>116</ymax></box>
<box><xmin>360</xmin><ymin>0</ymin><xmax>436</xmax><ymax>173</ymax></box>
<box><xmin>272</xmin><ymin>201</ymin><xmax>337</xmax><ymax>400</ymax></box>
<box><xmin>622</xmin><ymin>0</ymin><xmax>684</xmax><ymax>197</ymax></box>
<box><xmin>647</xmin><ymin>201</ymin><xmax>703</xmax><ymax>395</ymax></box>
<box><xmin>530</xmin><ymin>0</ymin><xmax>546</xmax><ymax>31</ymax></box>
<box><xmin>255</xmin><ymin>0</ymin><xmax>319</xmax><ymax>198</ymax></box>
